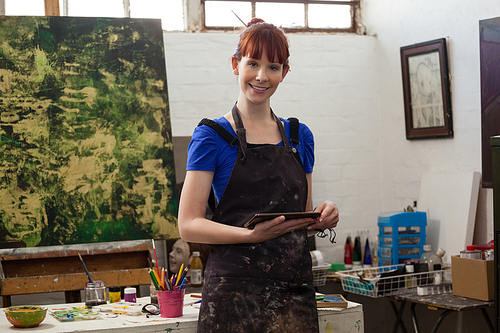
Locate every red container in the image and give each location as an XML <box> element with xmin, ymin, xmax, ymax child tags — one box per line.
<box><xmin>157</xmin><ymin>289</ymin><xmax>185</xmax><ymax>318</ymax></box>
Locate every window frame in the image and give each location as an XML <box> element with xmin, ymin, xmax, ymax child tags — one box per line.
<box><xmin>201</xmin><ymin>0</ymin><xmax>361</xmax><ymax>33</ymax></box>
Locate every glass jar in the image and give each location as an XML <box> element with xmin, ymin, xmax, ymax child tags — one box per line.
<box><xmin>85</xmin><ymin>281</ymin><xmax>107</xmax><ymax>308</ymax></box>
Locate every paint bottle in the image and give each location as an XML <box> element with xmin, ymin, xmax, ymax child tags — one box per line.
<box><xmin>124</xmin><ymin>287</ymin><xmax>137</xmax><ymax>303</ymax></box>
<box><xmin>108</xmin><ymin>286</ymin><xmax>121</xmax><ymax>304</ymax></box>
<box><xmin>353</xmin><ymin>236</ymin><xmax>362</xmax><ymax>268</ymax></box>
<box><xmin>363</xmin><ymin>238</ymin><xmax>372</xmax><ymax>267</ymax></box>
<box><xmin>344</xmin><ymin>236</ymin><xmax>353</xmax><ymax>269</ymax></box>
<box><xmin>190</xmin><ymin>251</ymin><xmax>204</xmax><ymax>288</ymax></box>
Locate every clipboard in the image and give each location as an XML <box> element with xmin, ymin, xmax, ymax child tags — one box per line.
<box><xmin>244</xmin><ymin>211</ymin><xmax>321</xmax><ymax>228</ymax></box>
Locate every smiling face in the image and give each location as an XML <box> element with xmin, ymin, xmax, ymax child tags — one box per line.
<box><xmin>232</xmin><ymin>49</ymin><xmax>289</xmax><ymax>106</ymax></box>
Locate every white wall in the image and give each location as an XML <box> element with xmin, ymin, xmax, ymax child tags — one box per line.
<box><xmin>363</xmin><ymin>0</ymin><xmax>500</xmax><ymax>247</ymax></box>
<box><xmin>163</xmin><ymin>0</ymin><xmax>500</xmax><ymax>263</ymax></box>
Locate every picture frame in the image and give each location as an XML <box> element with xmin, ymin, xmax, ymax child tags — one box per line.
<box><xmin>400</xmin><ymin>38</ymin><xmax>453</xmax><ymax>140</ymax></box>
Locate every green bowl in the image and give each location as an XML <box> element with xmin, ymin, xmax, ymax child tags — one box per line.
<box><xmin>4</xmin><ymin>305</ymin><xmax>48</xmax><ymax>328</ymax></box>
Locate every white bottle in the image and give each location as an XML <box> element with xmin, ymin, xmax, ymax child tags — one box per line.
<box><xmin>427</xmin><ymin>248</ymin><xmax>445</xmax><ymax>272</ymax></box>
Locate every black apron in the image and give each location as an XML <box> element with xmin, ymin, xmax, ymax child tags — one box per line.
<box><xmin>197</xmin><ymin>104</ymin><xmax>319</xmax><ymax>333</ymax></box>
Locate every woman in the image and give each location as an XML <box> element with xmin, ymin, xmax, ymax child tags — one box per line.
<box><xmin>178</xmin><ymin>18</ymin><xmax>339</xmax><ymax>332</ymax></box>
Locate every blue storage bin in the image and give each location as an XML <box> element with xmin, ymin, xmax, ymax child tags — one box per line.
<box><xmin>377</xmin><ymin>211</ymin><xmax>426</xmax><ymax>265</ymax></box>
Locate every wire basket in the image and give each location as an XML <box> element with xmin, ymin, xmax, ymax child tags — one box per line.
<box><xmin>312</xmin><ymin>264</ymin><xmax>331</xmax><ymax>287</ymax></box>
<box><xmin>338</xmin><ymin>264</ymin><xmax>451</xmax><ymax>298</ymax></box>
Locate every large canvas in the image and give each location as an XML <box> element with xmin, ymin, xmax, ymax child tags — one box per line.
<box><xmin>0</xmin><ymin>16</ymin><xmax>178</xmax><ymax>248</ymax></box>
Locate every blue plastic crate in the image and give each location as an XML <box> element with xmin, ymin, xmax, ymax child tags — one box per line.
<box><xmin>377</xmin><ymin>211</ymin><xmax>426</xmax><ymax>265</ymax></box>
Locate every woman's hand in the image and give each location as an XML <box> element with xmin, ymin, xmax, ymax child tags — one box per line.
<box><xmin>249</xmin><ymin>215</ymin><xmax>318</xmax><ymax>243</ymax></box>
<box><xmin>307</xmin><ymin>200</ymin><xmax>339</xmax><ymax>230</ymax></box>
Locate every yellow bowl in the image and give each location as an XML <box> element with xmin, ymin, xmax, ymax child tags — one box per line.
<box><xmin>4</xmin><ymin>305</ymin><xmax>48</xmax><ymax>328</ymax></box>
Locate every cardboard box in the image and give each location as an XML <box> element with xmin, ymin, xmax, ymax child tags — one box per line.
<box><xmin>451</xmin><ymin>255</ymin><xmax>494</xmax><ymax>301</ymax></box>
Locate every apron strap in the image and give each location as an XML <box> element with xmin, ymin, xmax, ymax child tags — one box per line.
<box><xmin>231</xmin><ymin>103</ymin><xmax>248</xmax><ymax>160</ymax></box>
<box><xmin>231</xmin><ymin>102</ymin><xmax>291</xmax><ymax>161</ymax></box>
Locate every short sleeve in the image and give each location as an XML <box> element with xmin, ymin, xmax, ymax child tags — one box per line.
<box><xmin>186</xmin><ymin>124</ymin><xmax>218</xmax><ymax>172</ymax></box>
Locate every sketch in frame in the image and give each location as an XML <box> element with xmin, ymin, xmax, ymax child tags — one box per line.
<box><xmin>401</xmin><ymin>38</ymin><xmax>453</xmax><ymax>140</ymax></box>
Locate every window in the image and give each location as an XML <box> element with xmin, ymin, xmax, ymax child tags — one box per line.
<box><xmin>203</xmin><ymin>0</ymin><xmax>360</xmax><ymax>32</ymax></box>
<box><xmin>1</xmin><ymin>0</ymin><xmax>184</xmax><ymax>31</ymax></box>
<box><xmin>0</xmin><ymin>0</ymin><xmax>360</xmax><ymax>33</ymax></box>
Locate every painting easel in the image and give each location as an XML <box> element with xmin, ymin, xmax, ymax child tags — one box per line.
<box><xmin>0</xmin><ymin>239</ymin><xmax>154</xmax><ymax>307</ymax></box>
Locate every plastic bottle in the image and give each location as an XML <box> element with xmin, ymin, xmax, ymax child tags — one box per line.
<box><xmin>427</xmin><ymin>248</ymin><xmax>445</xmax><ymax>272</ymax></box>
<box><xmin>433</xmin><ymin>264</ymin><xmax>442</xmax><ymax>285</ymax></box>
<box><xmin>190</xmin><ymin>251</ymin><xmax>204</xmax><ymax>287</ymax></box>
<box><xmin>405</xmin><ymin>264</ymin><xmax>416</xmax><ymax>288</ymax></box>
<box><xmin>419</xmin><ymin>244</ymin><xmax>433</xmax><ymax>269</ymax></box>
<box><xmin>344</xmin><ymin>236</ymin><xmax>353</xmax><ymax>269</ymax></box>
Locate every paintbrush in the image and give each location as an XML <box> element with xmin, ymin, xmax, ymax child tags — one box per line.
<box><xmin>152</xmin><ymin>239</ymin><xmax>160</xmax><ymax>276</ymax></box>
<box><xmin>78</xmin><ymin>253</ymin><xmax>93</xmax><ymax>283</ymax></box>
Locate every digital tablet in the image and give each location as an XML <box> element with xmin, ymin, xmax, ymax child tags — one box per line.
<box><xmin>244</xmin><ymin>211</ymin><xmax>321</xmax><ymax>228</ymax></box>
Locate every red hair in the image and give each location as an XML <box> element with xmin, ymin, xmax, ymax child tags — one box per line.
<box><xmin>233</xmin><ymin>18</ymin><xmax>290</xmax><ymax>69</ymax></box>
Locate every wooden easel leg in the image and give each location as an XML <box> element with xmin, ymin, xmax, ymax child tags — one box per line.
<box><xmin>2</xmin><ymin>295</ymin><xmax>12</xmax><ymax>307</ymax></box>
<box><xmin>65</xmin><ymin>290</ymin><xmax>81</xmax><ymax>303</ymax></box>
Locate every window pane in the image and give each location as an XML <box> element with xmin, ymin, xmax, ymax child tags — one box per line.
<box><xmin>308</xmin><ymin>4</ymin><xmax>352</xmax><ymax>29</ymax></box>
<box><xmin>130</xmin><ymin>0</ymin><xmax>183</xmax><ymax>31</ymax></box>
<box><xmin>67</xmin><ymin>0</ymin><xmax>124</xmax><ymax>18</ymax></box>
<box><xmin>205</xmin><ymin>1</ymin><xmax>252</xmax><ymax>28</ymax></box>
<box><xmin>5</xmin><ymin>0</ymin><xmax>45</xmax><ymax>16</ymax></box>
<box><xmin>255</xmin><ymin>2</ymin><xmax>304</xmax><ymax>29</ymax></box>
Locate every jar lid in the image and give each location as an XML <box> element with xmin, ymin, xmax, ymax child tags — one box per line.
<box><xmin>124</xmin><ymin>287</ymin><xmax>136</xmax><ymax>294</ymax></box>
<box><xmin>423</xmin><ymin>244</ymin><xmax>431</xmax><ymax>252</ymax></box>
<box><xmin>109</xmin><ymin>286</ymin><xmax>121</xmax><ymax>292</ymax></box>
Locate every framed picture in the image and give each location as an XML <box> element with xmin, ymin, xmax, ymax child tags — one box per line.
<box><xmin>401</xmin><ymin>38</ymin><xmax>453</xmax><ymax>140</ymax></box>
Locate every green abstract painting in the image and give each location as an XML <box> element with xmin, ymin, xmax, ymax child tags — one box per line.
<box><xmin>0</xmin><ymin>16</ymin><xmax>178</xmax><ymax>248</ymax></box>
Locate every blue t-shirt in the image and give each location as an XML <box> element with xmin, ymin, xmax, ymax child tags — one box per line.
<box><xmin>187</xmin><ymin>116</ymin><xmax>315</xmax><ymax>202</ymax></box>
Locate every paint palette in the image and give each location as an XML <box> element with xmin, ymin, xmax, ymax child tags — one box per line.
<box><xmin>316</xmin><ymin>294</ymin><xmax>348</xmax><ymax>308</ymax></box>
<box><xmin>49</xmin><ymin>307</ymin><xmax>100</xmax><ymax>321</ymax></box>
<box><xmin>94</xmin><ymin>302</ymin><xmax>145</xmax><ymax>316</ymax></box>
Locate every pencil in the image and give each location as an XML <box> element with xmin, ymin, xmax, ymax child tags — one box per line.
<box><xmin>148</xmin><ymin>269</ymin><xmax>161</xmax><ymax>290</ymax></box>
<box><xmin>175</xmin><ymin>264</ymin><xmax>184</xmax><ymax>286</ymax></box>
<box><xmin>161</xmin><ymin>267</ymin><xmax>165</xmax><ymax>290</ymax></box>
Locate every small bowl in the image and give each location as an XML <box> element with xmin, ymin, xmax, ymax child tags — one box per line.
<box><xmin>4</xmin><ymin>305</ymin><xmax>48</xmax><ymax>328</ymax></box>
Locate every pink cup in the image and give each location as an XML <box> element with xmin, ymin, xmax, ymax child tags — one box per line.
<box><xmin>157</xmin><ymin>289</ymin><xmax>185</xmax><ymax>318</ymax></box>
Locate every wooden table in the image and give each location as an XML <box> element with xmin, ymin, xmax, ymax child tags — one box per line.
<box><xmin>0</xmin><ymin>295</ymin><xmax>364</xmax><ymax>332</ymax></box>
<box><xmin>390</xmin><ymin>293</ymin><xmax>494</xmax><ymax>333</ymax></box>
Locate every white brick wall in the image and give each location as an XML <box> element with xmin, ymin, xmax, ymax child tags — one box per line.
<box><xmin>163</xmin><ymin>0</ymin><xmax>500</xmax><ymax>263</ymax></box>
<box><xmin>164</xmin><ymin>32</ymin><xmax>379</xmax><ymax>262</ymax></box>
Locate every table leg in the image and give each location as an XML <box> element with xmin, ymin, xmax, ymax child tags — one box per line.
<box><xmin>390</xmin><ymin>299</ymin><xmax>409</xmax><ymax>333</ymax></box>
<box><xmin>481</xmin><ymin>308</ymin><xmax>494</xmax><ymax>333</ymax></box>
<box><xmin>410</xmin><ymin>302</ymin><xmax>420</xmax><ymax>333</ymax></box>
<box><xmin>430</xmin><ymin>309</ymin><xmax>452</xmax><ymax>333</ymax></box>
